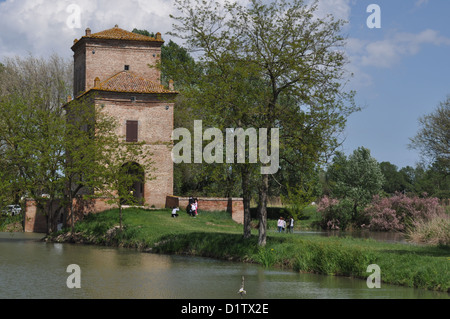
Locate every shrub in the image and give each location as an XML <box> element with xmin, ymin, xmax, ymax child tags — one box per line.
<box><xmin>316</xmin><ymin>196</ymin><xmax>354</xmax><ymax>230</ymax></box>
<box><xmin>364</xmin><ymin>193</ymin><xmax>444</xmax><ymax>232</ymax></box>
<box><xmin>406</xmin><ymin>213</ymin><xmax>450</xmax><ymax>246</ymax></box>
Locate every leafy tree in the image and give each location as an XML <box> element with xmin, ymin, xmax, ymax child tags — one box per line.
<box><xmin>379</xmin><ymin>161</ymin><xmax>415</xmax><ymax>195</ymax></box>
<box><xmin>0</xmin><ymin>55</ymin><xmax>71</xmax><ymax>233</ymax></box>
<box><xmin>63</xmin><ymin>96</ymin><xmax>153</xmax><ymax>232</ymax></box>
<box><xmin>0</xmin><ymin>54</ymin><xmax>153</xmax><ymax>233</ymax></box>
<box><xmin>409</xmin><ymin>96</ymin><xmax>450</xmax><ymax>169</ymax></box>
<box><xmin>169</xmin><ymin>0</ymin><xmax>358</xmax><ymax>245</ymax></box>
<box><xmin>326</xmin><ymin>147</ymin><xmax>384</xmax><ymax>223</ymax></box>
<box><xmin>131</xmin><ymin>28</ymin><xmax>154</xmax><ymax>37</ymax></box>
<box><xmin>413</xmin><ymin>161</ymin><xmax>450</xmax><ymax>199</ymax></box>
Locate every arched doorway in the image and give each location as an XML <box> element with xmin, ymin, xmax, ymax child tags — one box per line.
<box><xmin>120</xmin><ymin>162</ymin><xmax>145</xmax><ymax>205</ymax></box>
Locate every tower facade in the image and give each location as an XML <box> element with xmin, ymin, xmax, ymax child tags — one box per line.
<box><xmin>71</xmin><ymin>25</ymin><xmax>177</xmax><ymax>207</ymax></box>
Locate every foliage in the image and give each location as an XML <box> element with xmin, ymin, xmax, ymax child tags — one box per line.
<box><xmin>169</xmin><ymin>0</ymin><xmax>358</xmax><ymax>245</ymax></box>
<box><xmin>316</xmin><ymin>196</ymin><xmax>355</xmax><ymax>230</ymax></box>
<box><xmin>0</xmin><ymin>55</ymin><xmax>71</xmax><ymax>233</ymax></box>
<box><xmin>325</xmin><ymin>147</ymin><xmax>384</xmax><ymax>222</ymax></box>
<box><xmin>379</xmin><ymin>160</ymin><xmax>450</xmax><ymax>199</ymax></box>
<box><xmin>256</xmin><ymin>247</ymin><xmax>278</xmax><ymax>268</ymax></box>
<box><xmin>281</xmin><ymin>183</ymin><xmax>318</xmax><ymax>221</ymax></box>
<box><xmin>409</xmin><ymin>95</ymin><xmax>450</xmax><ymax>169</ymax></box>
<box><xmin>364</xmin><ymin>193</ymin><xmax>445</xmax><ymax>232</ymax></box>
<box><xmin>0</xmin><ymin>54</ymin><xmax>153</xmax><ymax>233</ymax></box>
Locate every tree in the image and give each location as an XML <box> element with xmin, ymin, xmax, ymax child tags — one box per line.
<box><xmin>0</xmin><ymin>55</ymin><xmax>154</xmax><ymax>233</ymax></box>
<box><xmin>379</xmin><ymin>161</ymin><xmax>414</xmax><ymax>195</ymax></box>
<box><xmin>326</xmin><ymin>147</ymin><xmax>384</xmax><ymax>222</ymax></box>
<box><xmin>170</xmin><ymin>0</ymin><xmax>358</xmax><ymax>245</ymax></box>
<box><xmin>63</xmin><ymin>96</ymin><xmax>153</xmax><ymax>232</ymax></box>
<box><xmin>409</xmin><ymin>96</ymin><xmax>450</xmax><ymax>169</ymax></box>
<box><xmin>0</xmin><ymin>55</ymin><xmax>71</xmax><ymax>233</ymax></box>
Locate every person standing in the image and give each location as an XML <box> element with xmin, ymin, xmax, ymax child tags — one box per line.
<box><xmin>287</xmin><ymin>216</ymin><xmax>294</xmax><ymax>233</ymax></box>
<box><xmin>277</xmin><ymin>217</ymin><xmax>284</xmax><ymax>233</ymax></box>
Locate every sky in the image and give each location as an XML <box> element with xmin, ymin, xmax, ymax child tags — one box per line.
<box><xmin>0</xmin><ymin>0</ymin><xmax>449</xmax><ymax>169</ymax></box>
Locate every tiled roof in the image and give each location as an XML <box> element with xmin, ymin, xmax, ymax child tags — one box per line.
<box><xmin>93</xmin><ymin>71</ymin><xmax>177</xmax><ymax>94</ymax></box>
<box><xmin>74</xmin><ymin>25</ymin><xmax>163</xmax><ymax>44</ymax></box>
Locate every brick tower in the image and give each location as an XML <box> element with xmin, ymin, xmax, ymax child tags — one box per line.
<box><xmin>71</xmin><ymin>25</ymin><xmax>177</xmax><ymax>207</ymax></box>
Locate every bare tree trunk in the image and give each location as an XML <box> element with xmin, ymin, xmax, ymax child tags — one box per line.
<box><xmin>69</xmin><ymin>192</ymin><xmax>75</xmax><ymax>234</ymax></box>
<box><xmin>241</xmin><ymin>165</ymin><xmax>252</xmax><ymax>239</ymax></box>
<box><xmin>46</xmin><ymin>200</ymin><xmax>54</xmax><ymax>235</ymax></box>
<box><xmin>258</xmin><ymin>174</ymin><xmax>269</xmax><ymax>246</ymax></box>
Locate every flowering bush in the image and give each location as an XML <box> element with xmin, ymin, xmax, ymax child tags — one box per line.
<box><xmin>364</xmin><ymin>193</ymin><xmax>444</xmax><ymax>232</ymax></box>
<box><xmin>316</xmin><ymin>196</ymin><xmax>354</xmax><ymax>230</ymax></box>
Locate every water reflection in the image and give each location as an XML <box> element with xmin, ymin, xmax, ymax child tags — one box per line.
<box><xmin>0</xmin><ymin>232</ymin><xmax>447</xmax><ymax>299</ymax></box>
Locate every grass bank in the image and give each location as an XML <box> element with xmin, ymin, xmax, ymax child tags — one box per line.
<box><xmin>0</xmin><ymin>214</ymin><xmax>23</xmax><ymax>232</ymax></box>
<box><xmin>47</xmin><ymin>208</ymin><xmax>450</xmax><ymax>293</ymax></box>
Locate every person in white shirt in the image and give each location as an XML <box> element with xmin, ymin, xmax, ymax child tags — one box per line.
<box><xmin>277</xmin><ymin>217</ymin><xmax>285</xmax><ymax>232</ymax></box>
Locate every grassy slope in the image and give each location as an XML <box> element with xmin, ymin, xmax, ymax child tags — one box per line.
<box><xmin>50</xmin><ymin>208</ymin><xmax>450</xmax><ymax>293</ymax></box>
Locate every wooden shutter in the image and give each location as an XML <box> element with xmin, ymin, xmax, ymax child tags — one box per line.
<box><xmin>126</xmin><ymin>120</ymin><xmax>138</xmax><ymax>142</ymax></box>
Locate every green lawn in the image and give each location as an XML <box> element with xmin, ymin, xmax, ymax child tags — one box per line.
<box><xmin>50</xmin><ymin>207</ymin><xmax>450</xmax><ymax>293</ymax></box>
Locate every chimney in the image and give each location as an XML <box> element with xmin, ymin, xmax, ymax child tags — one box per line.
<box><xmin>94</xmin><ymin>77</ymin><xmax>100</xmax><ymax>88</ymax></box>
<box><xmin>168</xmin><ymin>79</ymin><xmax>174</xmax><ymax>91</ymax></box>
<box><xmin>85</xmin><ymin>28</ymin><xmax>91</xmax><ymax>36</ymax></box>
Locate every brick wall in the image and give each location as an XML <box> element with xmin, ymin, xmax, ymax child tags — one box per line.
<box><xmin>166</xmin><ymin>195</ymin><xmax>244</xmax><ymax>224</ymax></box>
<box><xmin>73</xmin><ymin>38</ymin><xmax>162</xmax><ymax>96</ymax></box>
<box><xmin>24</xmin><ymin>195</ymin><xmax>244</xmax><ymax>233</ymax></box>
<box><xmin>24</xmin><ymin>197</ymin><xmax>118</xmax><ymax>233</ymax></box>
<box><xmin>23</xmin><ymin>200</ymin><xmax>48</xmax><ymax>233</ymax></box>
<box><xmin>96</xmin><ymin>91</ymin><xmax>175</xmax><ymax>208</ymax></box>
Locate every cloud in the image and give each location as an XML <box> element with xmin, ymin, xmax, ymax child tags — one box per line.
<box><xmin>347</xmin><ymin>29</ymin><xmax>450</xmax><ymax>69</ymax></box>
<box><xmin>415</xmin><ymin>0</ymin><xmax>430</xmax><ymax>7</ymax></box>
<box><xmin>343</xmin><ymin>29</ymin><xmax>450</xmax><ymax>89</ymax></box>
<box><xmin>0</xmin><ymin>0</ymin><xmax>179</xmax><ymax>59</ymax></box>
<box><xmin>309</xmin><ymin>0</ymin><xmax>352</xmax><ymax>22</ymax></box>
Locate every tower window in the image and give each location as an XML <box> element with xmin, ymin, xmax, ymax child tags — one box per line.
<box><xmin>124</xmin><ymin>65</ymin><xmax>130</xmax><ymax>71</ymax></box>
<box><xmin>126</xmin><ymin>120</ymin><xmax>138</xmax><ymax>142</ymax></box>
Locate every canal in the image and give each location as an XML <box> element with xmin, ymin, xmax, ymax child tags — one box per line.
<box><xmin>0</xmin><ymin>232</ymin><xmax>448</xmax><ymax>299</ymax></box>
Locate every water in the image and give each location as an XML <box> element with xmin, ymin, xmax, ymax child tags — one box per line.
<box><xmin>0</xmin><ymin>232</ymin><xmax>448</xmax><ymax>299</ymax></box>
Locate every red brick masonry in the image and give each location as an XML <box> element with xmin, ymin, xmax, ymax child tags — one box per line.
<box><xmin>24</xmin><ymin>196</ymin><xmax>244</xmax><ymax>232</ymax></box>
<box><xmin>165</xmin><ymin>195</ymin><xmax>244</xmax><ymax>224</ymax></box>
